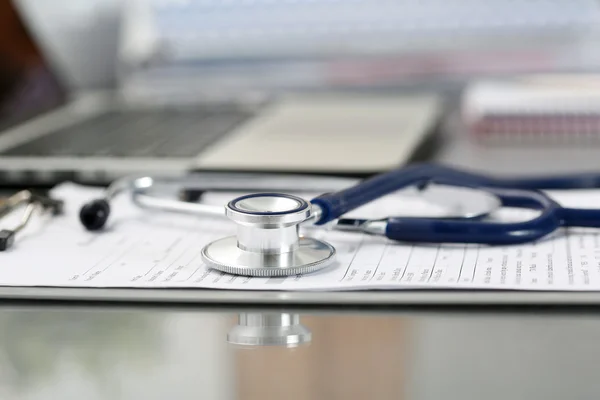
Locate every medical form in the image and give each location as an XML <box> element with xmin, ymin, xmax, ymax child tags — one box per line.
<box><xmin>2</xmin><ymin>182</ymin><xmax>600</xmax><ymax>292</ymax></box>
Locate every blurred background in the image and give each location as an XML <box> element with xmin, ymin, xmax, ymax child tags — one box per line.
<box><xmin>1</xmin><ymin>0</ymin><xmax>600</xmax><ymax>187</ymax></box>
<box><xmin>2</xmin><ymin>3</ymin><xmax>600</xmax><ymax>398</ymax></box>
<box><xmin>16</xmin><ymin>0</ymin><xmax>600</xmax><ymax>91</ymax></box>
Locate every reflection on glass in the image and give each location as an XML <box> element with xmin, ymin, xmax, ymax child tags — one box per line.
<box><xmin>232</xmin><ymin>314</ymin><xmax>411</xmax><ymax>399</ymax></box>
<box><xmin>0</xmin><ymin>310</ymin><xmax>164</xmax><ymax>395</ymax></box>
<box><xmin>227</xmin><ymin>313</ymin><xmax>311</xmax><ymax>348</ymax></box>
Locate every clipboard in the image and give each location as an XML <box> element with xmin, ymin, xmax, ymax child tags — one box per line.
<box><xmin>1</xmin><ymin>286</ymin><xmax>600</xmax><ymax>306</ymax></box>
<box><xmin>3</xmin><ymin>180</ymin><xmax>600</xmax><ymax>306</ymax></box>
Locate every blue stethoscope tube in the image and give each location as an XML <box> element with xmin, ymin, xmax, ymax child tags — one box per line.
<box><xmin>310</xmin><ymin>163</ymin><xmax>600</xmax><ymax>245</ymax></box>
<box><xmin>80</xmin><ymin>163</ymin><xmax>600</xmax><ymax>247</ymax></box>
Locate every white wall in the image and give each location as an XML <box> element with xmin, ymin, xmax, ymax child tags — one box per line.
<box><xmin>16</xmin><ymin>0</ymin><xmax>124</xmax><ymax>90</ymax></box>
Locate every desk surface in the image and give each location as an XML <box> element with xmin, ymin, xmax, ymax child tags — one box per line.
<box><xmin>0</xmin><ymin>305</ymin><xmax>597</xmax><ymax>399</ymax></box>
<box><xmin>3</xmin><ymin>103</ymin><xmax>600</xmax><ymax>399</ymax></box>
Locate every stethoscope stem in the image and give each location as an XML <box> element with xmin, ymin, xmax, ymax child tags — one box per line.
<box><xmin>131</xmin><ymin>192</ymin><xmax>223</xmax><ymax>217</ymax></box>
<box><xmin>130</xmin><ymin>176</ymin><xmax>328</xmax><ymax>222</ymax></box>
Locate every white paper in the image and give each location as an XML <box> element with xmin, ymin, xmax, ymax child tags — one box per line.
<box><xmin>3</xmin><ymin>182</ymin><xmax>600</xmax><ymax>291</ymax></box>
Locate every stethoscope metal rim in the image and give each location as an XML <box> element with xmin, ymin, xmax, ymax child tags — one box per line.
<box><xmin>225</xmin><ymin>193</ymin><xmax>312</xmax><ymax>227</ymax></box>
<box><xmin>227</xmin><ymin>193</ymin><xmax>309</xmax><ymax>216</ymax></box>
<box><xmin>201</xmin><ymin>235</ymin><xmax>336</xmax><ymax>277</ymax></box>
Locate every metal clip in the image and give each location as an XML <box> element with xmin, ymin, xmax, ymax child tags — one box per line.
<box><xmin>0</xmin><ymin>190</ymin><xmax>64</xmax><ymax>251</ymax></box>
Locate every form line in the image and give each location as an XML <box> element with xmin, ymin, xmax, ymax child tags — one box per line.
<box><xmin>100</xmin><ymin>242</ymin><xmax>139</xmax><ymax>273</ymax></box>
<box><xmin>457</xmin><ymin>246</ymin><xmax>467</xmax><ymax>281</ymax></box>
<box><xmin>471</xmin><ymin>246</ymin><xmax>481</xmax><ymax>282</ymax></box>
<box><xmin>339</xmin><ymin>236</ymin><xmax>365</xmax><ymax>282</ymax></box>
<box><xmin>186</xmin><ymin>266</ymin><xmax>202</xmax><ymax>281</ymax></box>
<box><xmin>369</xmin><ymin>243</ymin><xmax>388</xmax><ymax>281</ymax></box>
<box><xmin>399</xmin><ymin>246</ymin><xmax>414</xmax><ymax>282</ymax></box>
<box><xmin>427</xmin><ymin>246</ymin><xmax>440</xmax><ymax>282</ymax></box>
<box><xmin>83</xmin><ymin>239</ymin><xmax>128</xmax><ymax>275</ymax></box>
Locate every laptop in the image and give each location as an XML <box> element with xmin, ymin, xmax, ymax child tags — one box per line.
<box><xmin>0</xmin><ymin>0</ymin><xmax>442</xmax><ymax>187</ymax></box>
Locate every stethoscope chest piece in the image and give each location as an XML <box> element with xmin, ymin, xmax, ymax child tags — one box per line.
<box><xmin>200</xmin><ymin>193</ymin><xmax>336</xmax><ymax>277</ymax></box>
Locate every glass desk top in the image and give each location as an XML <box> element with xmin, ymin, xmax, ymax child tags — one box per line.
<box><xmin>0</xmin><ymin>304</ymin><xmax>598</xmax><ymax>400</ymax></box>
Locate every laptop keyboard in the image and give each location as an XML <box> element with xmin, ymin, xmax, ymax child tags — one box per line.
<box><xmin>2</xmin><ymin>108</ymin><xmax>253</xmax><ymax>158</ymax></box>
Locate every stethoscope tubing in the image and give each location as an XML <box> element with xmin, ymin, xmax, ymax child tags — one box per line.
<box><xmin>311</xmin><ymin>163</ymin><xmax>600</xmax><ymax>244</ymax></box>
<box><xmin>81</xmin><ymin>163</ymin><xmax>600</xmax><ymax>246</ymax></box>
<box><xmin>384</xmin><ymin>187</ymin><xmax>564</xmax><ymax>245</ymax></box>
<box><xmin>310</xmin><ymin>163</ymin><xmax>600</xmax><ymax>225</ymax></box>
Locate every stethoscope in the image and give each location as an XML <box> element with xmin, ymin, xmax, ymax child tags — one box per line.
<box><xmin>78</xmin><ymin>163</ymin><xmax>600</xmax><ymax>277</ymax></box>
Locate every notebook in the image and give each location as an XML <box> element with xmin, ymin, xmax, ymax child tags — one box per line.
<box><xmin>462</xmin><ymin>75</ymin><xmax>600</xmax><ymax>145</ymax></box>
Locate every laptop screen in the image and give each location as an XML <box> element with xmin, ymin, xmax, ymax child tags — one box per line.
<box><xmin>0</xmin><ymin>0</ymin><xmax>66</xmax><ymax>132</ymax></box>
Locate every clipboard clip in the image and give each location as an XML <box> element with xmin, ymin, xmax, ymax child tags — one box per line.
<box><xmin>0</xmin><ymin>190</ymin><xmax>64</xmax><ymax>251</ymax></box>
